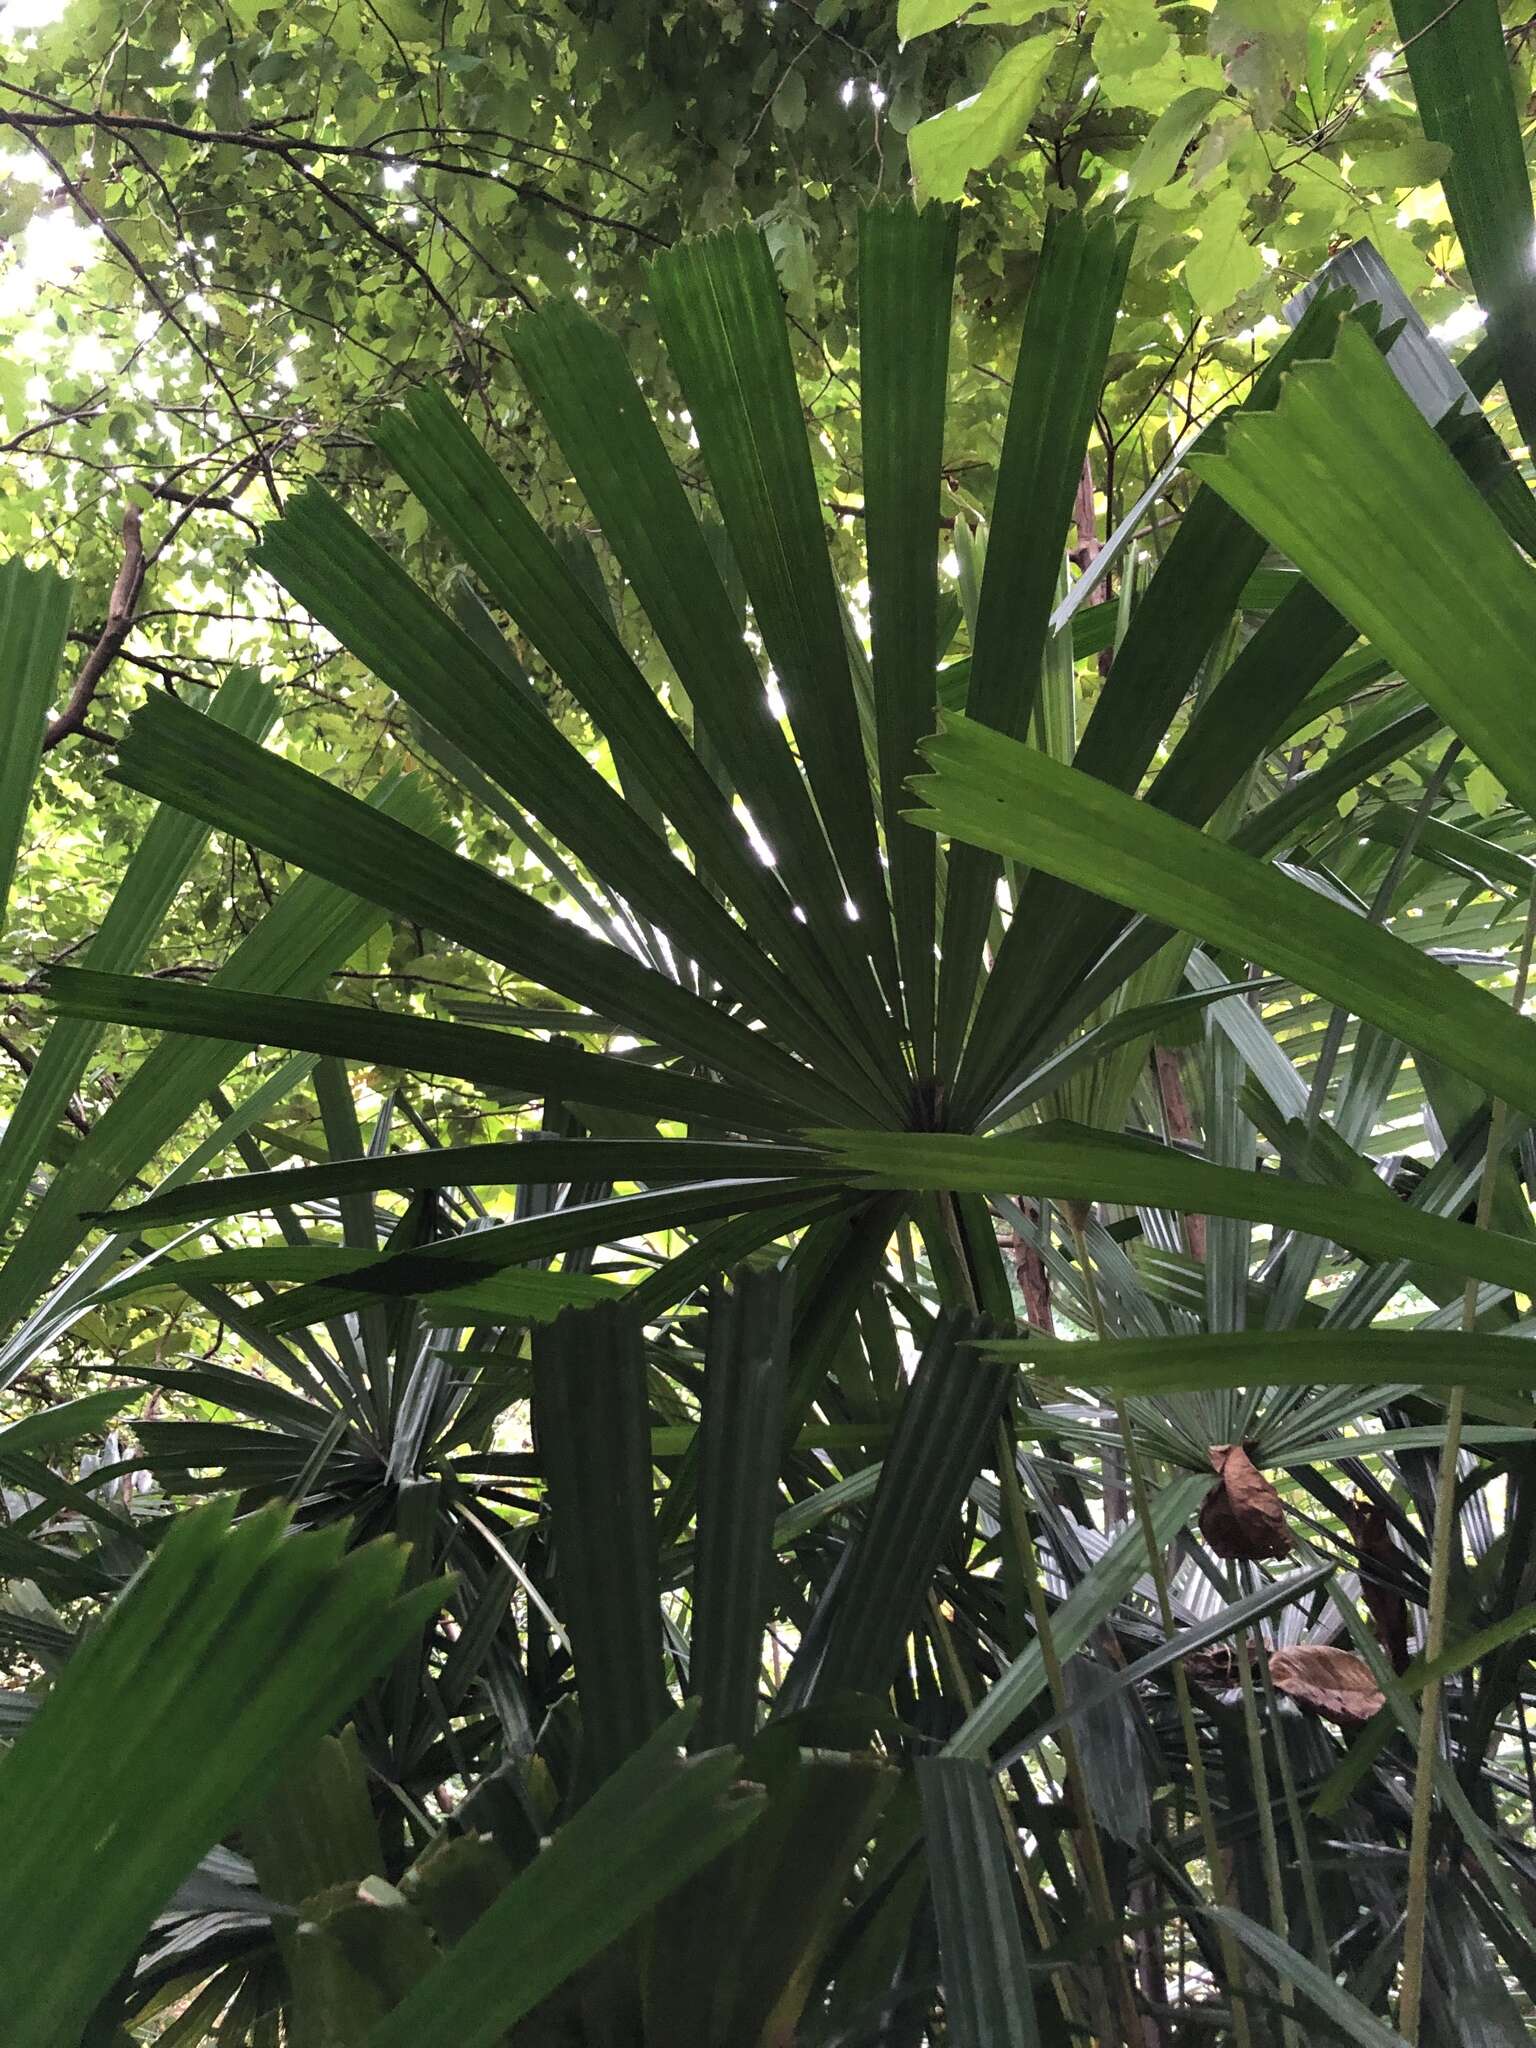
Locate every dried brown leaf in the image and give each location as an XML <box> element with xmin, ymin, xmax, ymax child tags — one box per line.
<box><xmin>1342</xmin><ymin>1495</ymin><xmax>1411</xmax><ymax>1674</ymax></box>
<box><xmin>1268</xmin><ymin>1645</ymin><xmax>1385</xmax><ymax>1725</ymax></box>
<box><xmin>1199</xmin><ymin>1443</ymin><xmax>1292</xmax><ymax>1561</ymax></box>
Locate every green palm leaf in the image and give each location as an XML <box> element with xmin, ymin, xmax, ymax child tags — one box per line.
<box><xmin>0</xmin><ymin>1500</ymin><xmax>445</xmax><ymax>2048</ymax></box>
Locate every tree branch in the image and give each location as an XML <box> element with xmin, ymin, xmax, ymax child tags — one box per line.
<box><xmin>44</xmin><ymin>503</ymin><xmax>144</xmax><ymax>753</ymax></box>
<box><xmin>0</xmin><ymin>92</ymin><xmax>667</xmax><ymax>246</ymax></box>
<box><xmin>0</xmin><ymin>1028</ymin><xmax>90</xmax><ymax>1134</ymax></box>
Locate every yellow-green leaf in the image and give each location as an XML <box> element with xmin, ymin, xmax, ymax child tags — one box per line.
<box><xmin>1123</xmin><ymin>85</ymin><xmax>1223</xmax><ymax>199</ymax></box>
<box><xmin>1348</xmin><ymin>139</ymin><xmax>1453</xmax><ymax>191</ymax></box>
<box><xmin>898</xmin><ymin>0</ymin><xmax>971</xmax><ymax>34</ymax></box>
<box><xmin>1094</xmin><ymin>0</ymin><xmax>1174</xmax><ymax>79</ymax></box>
<box><xmin>908</xmin><ymin>37</ymin><xmax>1059</xmax><ymax>200</ymax></box>
<box><xmin>1183</xmin><ymin>183</ymin><xmax>1266</xmax><ymax>313</ymax></box>
<box><xmin>1465</xmin><ymin>763</ymin><xmax>1506</xmax><ymax>818</ymax></box>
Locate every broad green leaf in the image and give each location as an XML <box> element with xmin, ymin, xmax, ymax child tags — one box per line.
<box><xmin>1209</xmin><ymin>0</ymin><xmax>1310</xmax><ymax>115</ymax></box>
<box><xmin>1189</xmin><ymin>318</ymin><xmax>1536</xmax><ymax>827</ymax></box>
<box><xmin>534</xmin><ymin>1301</ymin><xmax>668</xmax><ymax>1793</ymax></box>
<box><xmin>898</xmin><ymin>0</ymin><xmax>970</xmax><ymax>33</ymax></box>
<box><xmin>42</xmin><ymin>968</ymin><xmax>799</xmax><ymax>1135</ymax></box>
<box><xmin>1348</xmin><ymin>140</ymin><xmax>1452</xmax><ymax>191</ymax></box>
<box><xmin>937</xmin><ymin>213</ymin><xmax>1133</xmax><ymax>1079</ymax></box>
<box><xmin>0</xmin><ymin>361</ymin><xmax>28</xmax><ymax>436</ymax></box>
<box><xmin>859</xmin><ymin>199</ymin><xmax>959</xmax><ymax>1074</ymax></box>
<box><xmin>367</xmin><ymin>1707</ymin><xmax>764</xmax><ymax>2048</ymax></box>
<box><xmin>1124</xmin><ymin>86</ymin><xmax>1223</xmax><ymax>199</ymax></box>
<box><xmin>1392</xmin><ymin>0</ymin><xmax>1536</xmax><ymax>446</ymax></box>
<box><xmin>772</xmin><ymin>64</ymin><xmax>807</xmax><ymax>129</ymax></box>
<box><xmin>911</xmin><ymin>713</ymin><xmax>1536</xmax><ymax>1127</ymax></box>
<box><xmin>819</xmin><ymin>1124</ymin><xmax>1536</xmax><ymax>1297</ymax></box>
<box><xmin>1184</xmin><ymin>182</ymin><xmax>1265</xmax><ymax>314</ymax></box>
<box><xmin>919</xmin><ymin>1756</ymin><xmax>1039</xmax><ymax>2048</ymax></box>
<box><xmin>0</xmin><ymin>1500</ymin><xmax>445</xmax><ymax>2048</ymax></box>
<box><xmin>1464</xmin><ymin>764</ymin><xmax>1507</xmax><ymax>819</ymax></box>
<box><xmin>91</xmin><ymin>1138</ymin><xmax>829</xmax><ymax>1230</ymax></box>
<box><xmin>988</xmin><ymin>1329</ymin><xmax>1536</xmax><ymax>1396</ymax></box>
<box><xmin>691</xmin><ymin>1268</ymin><xmax>793</xmax><ymax>1750</ymax></box>
<box><xmin>1094</xmin><ymin>0</ymin><xmax>1173</xmax><ymax>80</ymax></box>
<box><xmin>0</xmin><ymin>560</ymin><xmax>70</xmax><ymax>943</ymax></box>
<box><xmin>780</xmin><ymin>1309</ymin><xmax>1005</xmax><ymax>1708</ymax></box>
<box><xmin>908</xmin><ymin>38</ymin><xmax>1059</xmax><ymax>202</ymax></box>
